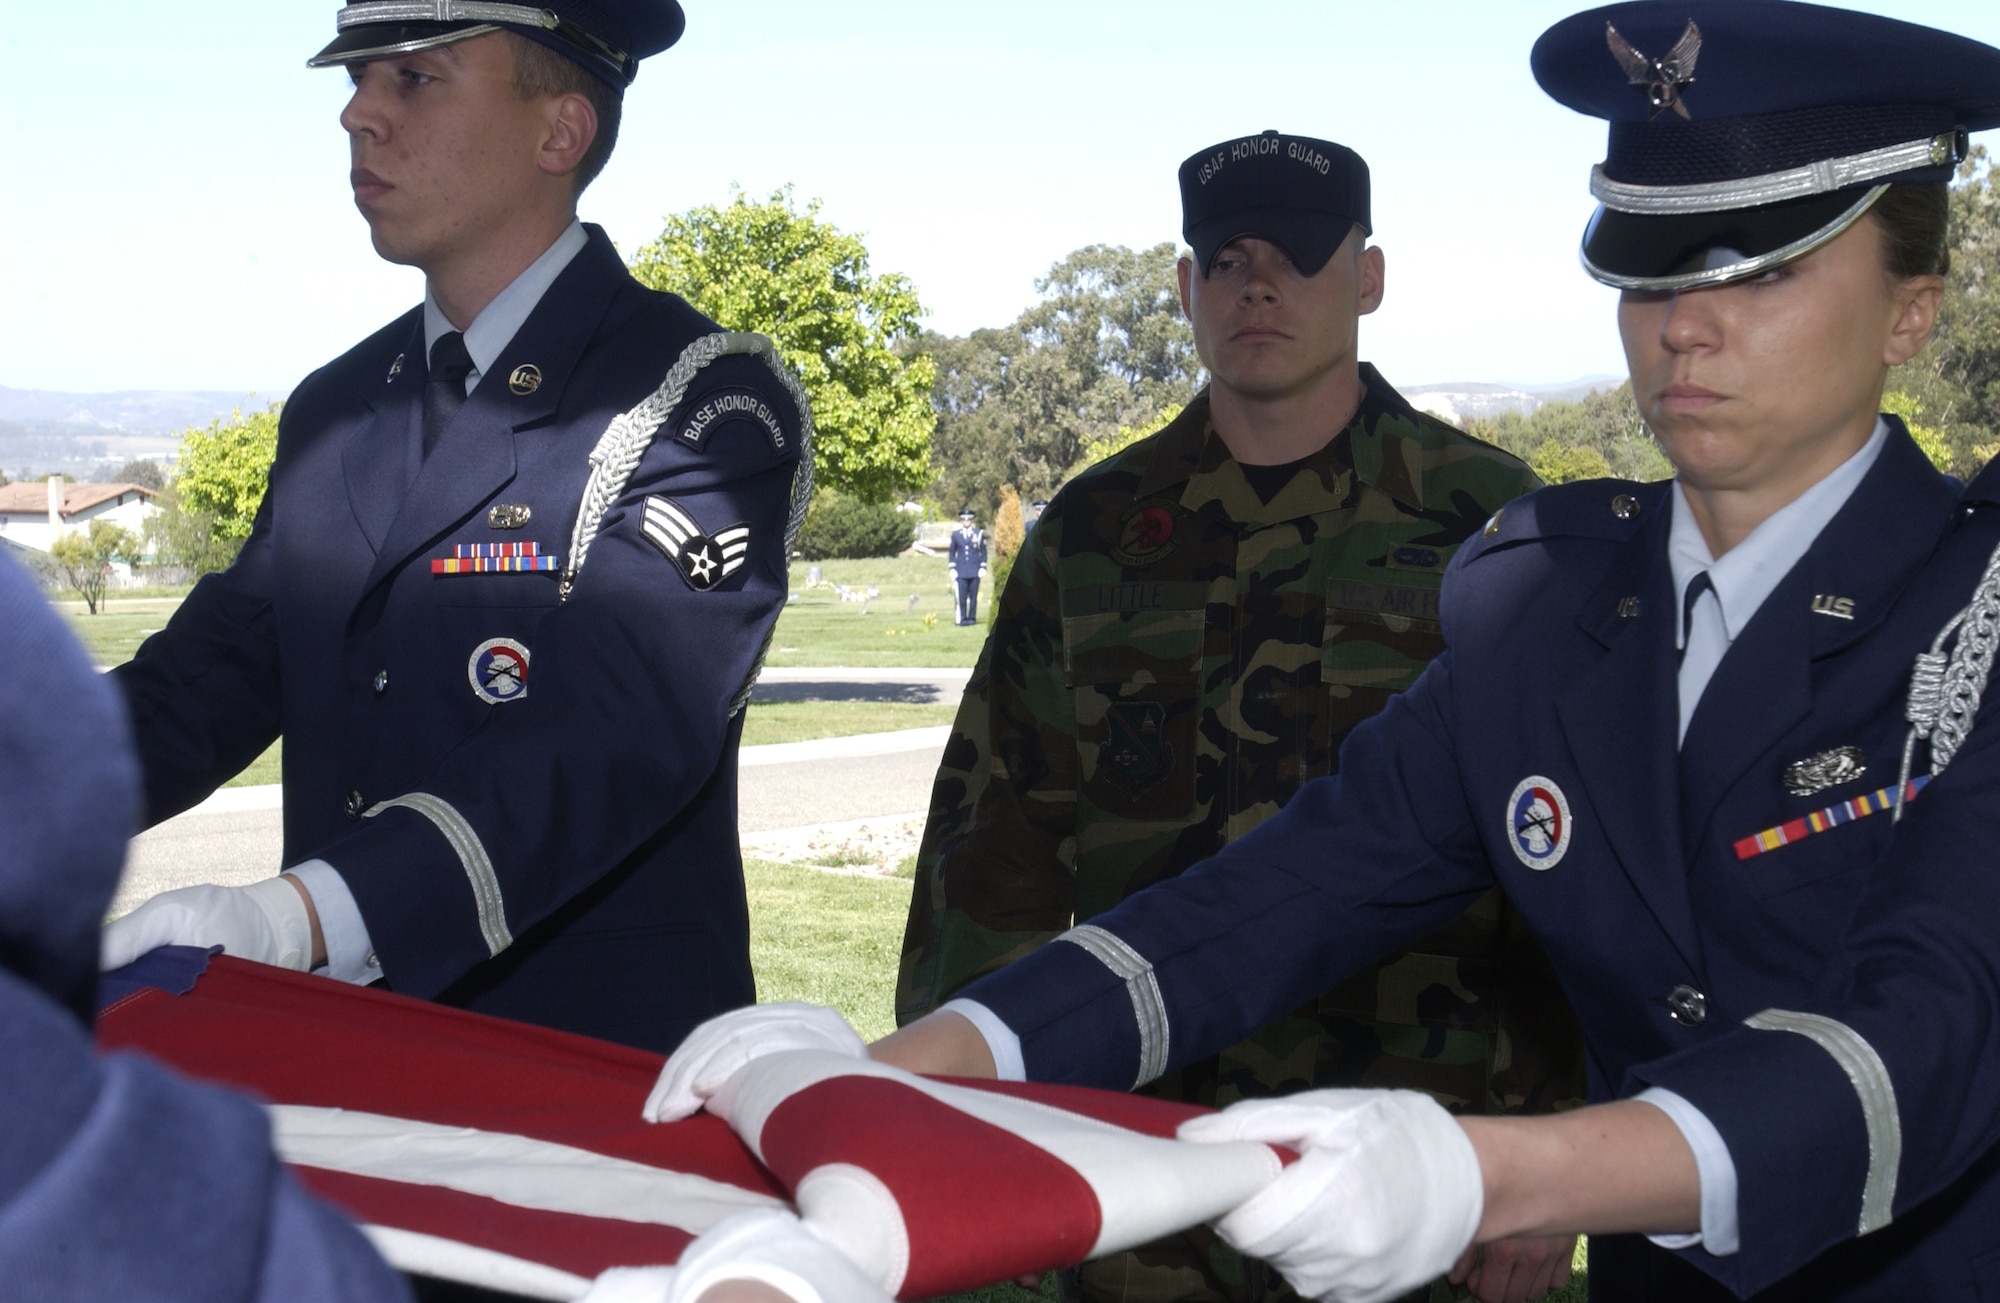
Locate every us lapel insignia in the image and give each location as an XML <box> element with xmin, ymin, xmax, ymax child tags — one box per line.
<box><xmin>508</xmin><ymin>364</ymin><xmax>543</xmax><ymax>396</ymax></box>
<box><xmin>1507</xmin><ymin>776</ymin><xmax>1573</xmax><ymax>871</ymax></box>
<box><xmin>1811</xmin><ymin>594</ymin><xmax>1857</xmax><ymax>620</ymax></box>
<box><xmin>641</xmin><ymin>496</ymin><xmax>749</xmax><ymax>591</ymax></box>
<box><xmin>1782</xmin><ymin>745</ymin><xmax>1865</xmax><ymax>798</ymax></box>
<box><xmin>387</xmin><ymin>352</ymin><xmax>405</xmax><ymax>381</ymax></box>
<box><xmin>1617</xmin><ymin>596</ymin><xmax>1642</xmax><ymax>618</ymax></box>
<box><xmin>488</xmin><ymin>503</ymin><xmax>533</xmax><ymax>530</ymax></box>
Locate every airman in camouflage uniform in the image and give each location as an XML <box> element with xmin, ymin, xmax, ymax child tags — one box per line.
<box><xmin>895</xmin><ymin>133</ymin><xmax>1586</xmax><ymax>1303</ymax></box>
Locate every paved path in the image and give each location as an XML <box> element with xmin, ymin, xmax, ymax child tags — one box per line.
<box><xmin>111</xmin><ymin>667</ymin><xmax>969</xmax><ymax>916</ymax></box>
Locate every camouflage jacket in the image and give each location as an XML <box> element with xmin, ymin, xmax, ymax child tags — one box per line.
<box><xmin>899</xmin><ymin>368</ymin><xmax>1585</xmax><ymax>1116</ymax></box>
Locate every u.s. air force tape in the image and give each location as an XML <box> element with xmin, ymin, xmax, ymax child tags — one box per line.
<box><xmin>678</xmin><ymin>387</ymin><xmax>787</xmax><ymax>453</ymax></box>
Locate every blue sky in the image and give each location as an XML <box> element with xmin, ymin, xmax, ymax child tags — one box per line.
<box><xmin>4</xmin><ymin>0</ymin><xmax>1998</xmax><ymax>395</ymax></box>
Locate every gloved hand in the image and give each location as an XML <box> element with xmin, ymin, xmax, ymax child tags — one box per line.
<box><xmin>644</xmin><ymin>1002</ymin><xmax>867</xmax><ymax>1124</ymax></box>
<box><xmin>100</xmin><ymin>877</ymin><xmax>313</xmax><ymax>973</ymax></box>
<box><xmin>1176</xmin><ymin>1089</ymin><xmax>1484</xmax><ymax>1303</ymax></box>
<box><xmin>578</xmin><ymin>1209</ymin><xmax>891</xmax><ymax>1303</ymax></box>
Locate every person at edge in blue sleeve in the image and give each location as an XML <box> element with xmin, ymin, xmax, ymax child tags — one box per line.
<box><xmin>96</xmin><ymin>0</ymin><xmax>810</xmax><ymax>1056</ymax></box>
<box><xmin>656</xmin><ymin>4</ymin><xmax>2000</xmax><ymax>1301</ymax></box>
<box><xmin>0</xmin><ymin>550</ymin><xmax>412</xmax><ymax>1301</ymax></box>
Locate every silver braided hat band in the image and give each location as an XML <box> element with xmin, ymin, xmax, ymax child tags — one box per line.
<box><xmin>1591</xmin><ymin>132</ymin><xmax>1961</xmax><ymax>216</ymax></box>
<box><xmin>1581</xmin><ymin>185</ymin><xmax>1887</xmax><ymax>293</ymax></box>
<box><xmin>334</xmin><ymin>2</ymin><xmax>561</xmax><ymax>30</ymax></box>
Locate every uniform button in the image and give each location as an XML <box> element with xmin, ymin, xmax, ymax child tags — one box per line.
<box><xmin>364</xmin><ymin>951</ymin><xmax>380</xmax><ymax>970</ymax></box>
<box><xmin>345</xmin><ymin>790</ymin><xmax>366</xmax><ymax>820</ymax></box>
<box><xmin>373</xmin><ymin>669</ymin><xmax>389</xmax><ymax>694</ymax></box>
<box><xmin>1667</xmin><ymin>984</ymin><xmax>1708</xmax><ymax>1026</ymax></box>
<box><xmin>1612</xmin><ymin>494</ymin><xmax>1641</xmax><ymax>520</ymax></box>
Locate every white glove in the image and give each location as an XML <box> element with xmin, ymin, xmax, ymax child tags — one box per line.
<box><xmin>578</xmin><ymin>1209</ymin><xmax>891</xmax><ymax>1303</ymax></box>
<box><xmin>1176</xmin><ymin>1090</ymin><xmax>1484</xmax><ymax>1303</ymax></box>
<box><xmin>100</xmin><ymin>877</ymin><xmax>313</xmax><ymax>973</ymax></box>
<box><xmin>644</xmin><ymin>1002</ymin><xmax>867</xmax><ymax>1124</ymax></box>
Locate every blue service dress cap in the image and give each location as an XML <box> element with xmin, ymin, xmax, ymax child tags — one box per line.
<box><xmin>1179</xmin><ymin>131</ymin><xmax>1370</xmax><ymax>277</ymax></box>
<box><xmin>308</xmin><ymin>0</ymin><xmax>685</xmax><ymax>87</ymax></box>
<box><xmin>1532</xmin><ymin>0</ymin><xmax>2000</xmax><ymax>290</ymax></box>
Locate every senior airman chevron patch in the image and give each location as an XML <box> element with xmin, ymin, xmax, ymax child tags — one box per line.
<box><xmin>641</xmin><ymin>496</ymin><xmax>749</xmax><ymax>591</ymax></box>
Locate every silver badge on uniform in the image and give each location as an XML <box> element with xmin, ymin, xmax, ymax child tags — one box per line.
<box><xmin>1507</xmin><ymin>776</ymin><xmax>1574</xmax><ymax>871</ymax></box>
<box><xmin>488</xmin><ymin>503</ymin><xmax>533</xmax><ymax>530</ymax></box>
<box><xmin>468</xmin><ymin>637</ymin><xmax>531</xmax><ymax>704</ymax></box>
<box><xmin>1783</xmin><ymin>746</ymin><xmax>1865</xmax><ymax>798</ymax></box>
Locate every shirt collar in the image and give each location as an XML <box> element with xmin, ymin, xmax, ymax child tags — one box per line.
<box><xmin>1669</xmin><ymin>416</ymin><xmax>1889</xmax><ymax>648</ymax></box>
<box><xmin>422</xmin><ymin>219</ymin><xmax>589</xmax><ymax>394</ymax></box>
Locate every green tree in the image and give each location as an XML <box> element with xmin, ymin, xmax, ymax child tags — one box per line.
<box><xmin>174</xmin><ymin>402</ymin><xmax>282</xmax><ymax>541</ymax></box>
<box><xmin>928</xmin><ymin>243</ymin><xmax>1201</xmax><ymax>517</ymax></box>
<box><xmin>144</xmin><ymin>483</ymin><xmax>242</xmax><ymax>578</ymax></box>
<box><xmin>1467</xmin><ymin>382</ymin><xmax>1671</xmax><ymax>483</ymax></box>
<box><xmin>628</xmin><ymin>187</ymin><xmax>935</xmax><ymax>502</ymax></box>
<box><xmin>49</xmin><ymin>519</ymin><xmax>141</xmax><ymax>614</ymax></box>
<box><xmin>1888</xmin><ymin>146</ymin><xmax>2000</xmax><ymax>475</ymax></box>
<box><xmin>1880</xmin><ymin>391</ymin><xmax>1954</xmax><ymax>472</ymax></box>
<box><xmin>112</xmin><ymin>458</ymin><xmax>166</xmax><ymax>490</ymax></box>
<box><xmin>1528</xmin><ymin>438</ymin><xmax>1615</xmax><ymax>485</ymax></box>
<box><xmin>794</xmin><ymin>488</ymin><xmax>914</xmax><ymax>560</ymax></box>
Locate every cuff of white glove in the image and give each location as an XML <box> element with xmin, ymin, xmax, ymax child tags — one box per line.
<box><xmin>242</xmin><ymin>876</ymin><xmax>313</xmax><ymax>971</ymax></box>
<box><xmin>284</xmin><ymin>860</ymin><xmax>383</xmax><ymax>985</ymax></box>
<box><xmin>935</xmin><ymin>998</ymin><xmax>1024</xmax><ymax>1081</ymax></box>
<box><xmin>1634</xmin><ymin>1088</ymin><xmax>1739</xmax><ymax>1255</ymax></box>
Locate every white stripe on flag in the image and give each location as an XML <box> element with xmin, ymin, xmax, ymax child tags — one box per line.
<box><xmin>268</xmin><ymin>1105</ymin><xmax>785</xmax><ymax>1232</ymax></box>
<box><xmin>719</xmin><ymin>1051</ymin><xmax>1283</xmax><ymax>1260</ymax></box>
<box><xmin>360</xmin><ymin>1226</ymin><xmax>591</xmax><ymax>1302</ymax></box>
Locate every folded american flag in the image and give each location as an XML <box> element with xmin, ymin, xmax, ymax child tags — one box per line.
<box><xmin>97</xmin><ymin>953</ymin><xmax>1283</xmax><ymax>1300</ymax></box>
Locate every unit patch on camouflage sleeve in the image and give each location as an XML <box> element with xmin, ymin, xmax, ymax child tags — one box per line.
<box><xmin>641</xmin><ymin>496</ymin><xmax>749</xmax><ymax>591</ymax></box>
<box><xmin>1112</xmin><ymin>502</ymin><xmax>1180</xmax><ymax>567</ymax></box>
<box><xmin>676</xmin><ymin>387</ymin><xmax>788</xmax><ymax>453</ymax></box>
<box><xmin>1102</xmin><ymin>701</ymin><xmax>1174</xmax><ymax>794</ymax></box>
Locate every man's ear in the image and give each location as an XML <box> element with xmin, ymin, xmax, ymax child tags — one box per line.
<box><xmin>1177</xmin><ymin>255</ymin><xmax>1195</xmax><ymax>321</ymax></box>
<box><xmin>1356</xmin><ymin>244</ymin><xmax>1386</xmax><ymax>317</ymax></box>
<box><xmin>538</xmin><ymin>92</ymin><xmax>598</xmax><ymax>182</ymax></box>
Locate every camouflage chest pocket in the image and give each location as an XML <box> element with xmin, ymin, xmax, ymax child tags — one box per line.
<box><xmin>1321</xmin><ymin>574</ymin><xmax>1447</xmax><ymax>706</ymax></box>
<box><xmin>1064</xmin><ymin>600</ymin><xmax>1204</xmax><ymax>820</ymax></box>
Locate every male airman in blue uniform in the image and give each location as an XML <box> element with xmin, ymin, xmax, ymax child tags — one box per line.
<box><xmin>948</xmin><ymin>508</ymin><xmax>987</xmax><ymax>625</ymax></box>
<box><xmin>101</xmin><ymin>0</ymin><xmax>810</xmax><ymax>1055</ymax></box>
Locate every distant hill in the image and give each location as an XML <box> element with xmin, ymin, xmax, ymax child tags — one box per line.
<box><xmin>0</xmin><ymin>385</ymin><xmax>286</xmax><ymax>481</ymax></box>
<box><xmin>1401</xmin><ymin>376</ymin><xmax>1625</xmax><ymax>426</ymax></box>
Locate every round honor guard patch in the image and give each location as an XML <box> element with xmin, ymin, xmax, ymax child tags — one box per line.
<box><xmin>1113</xmin><ymin>502</ymin><xmax>1179</xmax><ymax>567</ymax></box>
<box><xmin>469</xmin><ymin>638</ymin><xmax>531</xmax><ymax>704</ymax></box>
<box><xmin>1507</xmin><ymin>776</ymin><xmax>1573</xmax><ymax>870</ymax></box>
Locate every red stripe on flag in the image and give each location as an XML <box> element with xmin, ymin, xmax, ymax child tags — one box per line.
<box><xmin>760</xmin><ymin>1075</ymin><xmax>1103</xmax><ymax>1296</ymax></box>
<box><xmin>97</xmin><ymin>957</ymin><xmax>783</xmax><ymax>1194</ymax></box>
<box><xmin>295</xmin><ymin>1166</ymin><xmax>696</xmax><ymax>1279</ymax></box>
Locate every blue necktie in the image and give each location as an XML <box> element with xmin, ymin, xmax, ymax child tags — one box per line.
<box><xmin>422</xmin><ymin>331</ymin><xmax>474</xmax><ymax>458</ymax></box>
<box><xmin>1679</xmin><ymin>571</ymin><xmax>1715</xmax><ymax>666</ymax></box>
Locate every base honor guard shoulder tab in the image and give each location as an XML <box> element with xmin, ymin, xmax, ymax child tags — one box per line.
<box><xmin>1455</xmin><ymin>478</ymin><xmax>1664</xmax><ymax>571</ymax></box>
<box><xmin>670</xmin><ymin>356</ymin><xmax>801</xmax><ymax>458</ymax></box>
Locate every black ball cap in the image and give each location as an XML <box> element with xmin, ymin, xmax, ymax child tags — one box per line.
<box><xmin>1533</xmin><ymin>0</ymin><xmax>2000</xmax><ymax>289</ymax></box>
<box><xmin>1179</xmin><ymin>131</ymin><xmax>1370</xmax><ymax>278</ymax></box>
<box><xmin>309</xmin><ymin>0</ymin><xmax>686</xmax><ymax>88</ymax></box>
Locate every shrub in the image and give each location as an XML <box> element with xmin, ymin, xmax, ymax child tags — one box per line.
<box><xmin>795</xmin><ymin>489</ymin><xmax>914</xmax><ymax>560</ymax></box>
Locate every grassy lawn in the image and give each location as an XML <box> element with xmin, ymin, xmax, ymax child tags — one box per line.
<box><xmin>741</xmin><ymin>699</ymin><xmax>957</xmax><ymax>745</ymax></box>
<box><xmin>767</xmin><ymin>555</ymin><xmax>989</xmax><ymax>669</ymax></box>
<box><xmin>55</xmin><ymin>596</ymin><xmax>182</xmax><ymax>666</ymax></box>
